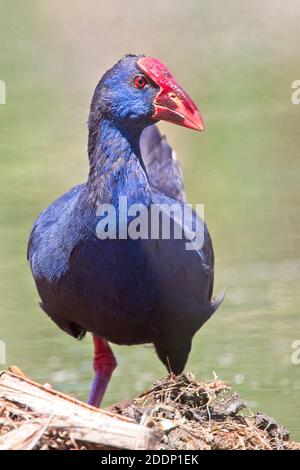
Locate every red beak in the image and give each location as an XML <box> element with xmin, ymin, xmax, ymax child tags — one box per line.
<box><xmin>137</xmin><ymin>57</ymin><xmax>204</xmax><ymax>132</ymax></box>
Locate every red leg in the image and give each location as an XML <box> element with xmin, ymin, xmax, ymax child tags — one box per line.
<box><xmin>88</xmin><ymin>335</ymin><xmax>117</xmax><ymax>407</ymax></box>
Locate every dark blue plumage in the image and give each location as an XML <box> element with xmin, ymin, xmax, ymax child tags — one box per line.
<box><xmin>28</xmin><ymin>55</ymin><xmax>223</xmax><ymax>405</ymax></box>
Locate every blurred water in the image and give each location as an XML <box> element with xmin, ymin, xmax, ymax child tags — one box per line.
<box><xmin>1</xmin><ymin>0</ymin><xmax>300</xmax><ymax>439</ymax></box>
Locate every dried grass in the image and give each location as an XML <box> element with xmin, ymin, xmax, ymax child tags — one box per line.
<box><xmin>109</xmin><ymin>373</ymin><xmax>300</xmax><ymax>450</ymax></box>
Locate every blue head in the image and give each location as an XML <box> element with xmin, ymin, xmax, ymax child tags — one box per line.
<box><xmin>90</xmin><ymin>55</ymin><xmax>157</xmax><ymax>132</ymax></box>
<box><xmin>88</xmin><ymin>54</ymin><xmax>204</xmax><ymax>155</ymax></box>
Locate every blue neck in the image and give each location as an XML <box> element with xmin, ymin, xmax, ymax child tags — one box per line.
<box><xmin>87</xmin><ymin>118</ymin><xmax>151</xmax><ymax>206</ymax></box>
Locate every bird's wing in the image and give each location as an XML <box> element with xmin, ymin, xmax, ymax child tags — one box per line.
<box><xmin>148</xmin><ymin>191</ymin><xmax>223</xmax><ymax>322</ymax></box>
<box><xmin>27</xmin><ymin>184</ymin><xmax>84</xmax><ymax>262</ymax></box>
<box><xmin>140</xmin><ymin>124</ymin><xmax>186</xmax><ymax>202</ymax></box>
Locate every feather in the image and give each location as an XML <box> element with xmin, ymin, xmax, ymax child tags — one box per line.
<box><xmin>140</xmin><ymin>125</ymin><xmax>186</xmax><ymax>202</ymax></box>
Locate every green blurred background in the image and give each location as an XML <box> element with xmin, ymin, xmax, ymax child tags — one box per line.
<box><xmin>1</xmin><ymin>0</ymin><xmax>300</xmax><ymax>439</ymax></box>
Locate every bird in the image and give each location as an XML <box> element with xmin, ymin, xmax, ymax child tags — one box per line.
<box><xmin>28</xmin><ymin>54</ymin><xmax>223</xmax><ymax>407</ymax></box>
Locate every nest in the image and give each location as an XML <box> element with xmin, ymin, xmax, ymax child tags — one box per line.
<box><xmin>110</xmin><ymin>373</ymin><xmax>300</xmax><ymax>450</ymax></box>
<box><xmin>0</xmin><ymin>367</ymin><xmax>299</xmax><ymax>450</ymax></box>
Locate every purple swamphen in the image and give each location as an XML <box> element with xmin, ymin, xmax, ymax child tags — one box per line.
<box><xmin>28</xmin><ymin>55</ymin><xmax>223</xmax><ymax>407</ymax></box>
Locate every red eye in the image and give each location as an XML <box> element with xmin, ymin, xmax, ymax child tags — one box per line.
<box><xmin>134</xmin><ymin>75</ymin><xmax>147</xmax><ymax>89</ymax></box>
